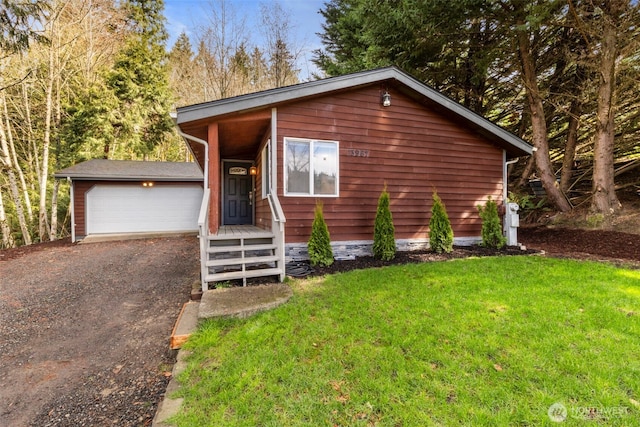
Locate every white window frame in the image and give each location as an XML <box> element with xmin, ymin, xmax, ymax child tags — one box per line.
<box><xmin>261</xmin><ymin>140</ymin><xmax>271</xmax><ymax>199</ymax></box>
<box><xmin>284</xmin><ymin>137</ymin><xmax>339</xmax><ymax>197</ymax></box>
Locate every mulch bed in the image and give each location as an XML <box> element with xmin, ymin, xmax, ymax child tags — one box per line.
<box><xmin>308</xmin><ymin>245</ymin><xmax>538</xmax><ymax>276</ymax></box>
<box><xmin>0</xmin><ymin>237</ymin><xmax>72</xmax><ymax>262</ymax></box>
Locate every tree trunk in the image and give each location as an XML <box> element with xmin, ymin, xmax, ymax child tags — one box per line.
<box><xmin>0</xmin><ymin>93</ymin><xmax>32</xmax><ymax>245</ymax></box>
<box><xmin>591</xmin><ymin>0</ymin><xmax>623</xmax><ymax>215</ymax></box>
<box><xmin>560</xmin><ymin>100</ymin><xmax>581</xmax><ymax>193</ymax></box>
<box><xmin>5</xmin><ymin>90</ymin><xmax>33</xmax><ymax>221</ymax></box>
<box><xmin>517</xmin><ymin>155</ymin><xmax>536</xmax><ymax>188</ymax></box>
<box><xmin>50</xmin><ymin>179</ymin><xmax>60</xmax><ymax>240</ymax></box>
<box><xmin>0</xmin><ymin>188</ymin><xmax>16</xmax><ymax>248</ymax></box>
<box><xmin>38</xmin><ymin>15</ymin><xmax>56</xmax><ymax>242</ymax></box>
<box><xmin>22</xmin><ymin>82</ymin><xmax>42</xmax><ymax>191</ymax></box>
<box><xmin>516</xmin><ymin>26</ymin><xmax>572</xmax><ymax>212</ymax></box>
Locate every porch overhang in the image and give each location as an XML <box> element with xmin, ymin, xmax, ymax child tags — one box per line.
<box><xmin>179</xmin><ymin>109</ymin><xmax>271</xmax><ymax>169</ymax></box>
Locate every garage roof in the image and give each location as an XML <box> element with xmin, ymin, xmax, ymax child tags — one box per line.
<box><xmin>54</xmin><ymin>159</ymin><xmax>203</xmax><ymax>182</ymax></box>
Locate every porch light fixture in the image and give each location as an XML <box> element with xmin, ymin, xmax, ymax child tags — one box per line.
<box><xmin>249</xmin><ymin>166</ymin><xmax>258</xmax><ymax>176</ymax></box>
<box><xmin>142</xmin><ymin>181</ymin><xmax>154</xmax><ymax>187</ymax></box>
<box><xmin>381</xmin><ymin>91</ymin><xmax>391</xmax><ymax>107</ymax></box>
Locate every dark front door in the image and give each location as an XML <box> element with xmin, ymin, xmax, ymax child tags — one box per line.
<box><xmin>223</xmin><ymin>162</ymin><xmax>253</xmax><ymax>225</ymax></box>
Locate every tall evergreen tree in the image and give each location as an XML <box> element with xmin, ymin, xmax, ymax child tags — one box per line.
<box><xmin>168</xmin><ymin>32</ymin><xmax>197</xmax><ymax>108</ymax></box>
<box><xmin>0</xmin><ymin>0</ymin><xmax>49</xmax><ymax>54</ymax></box>
<box><xmin>104</xmin><ymin>0</ymin><xmax>174</xmax><ymax>158</ymax></box>
<box><xmin>314</xmin><ymin>0</ymin><xmax>505</xmax><ymax>114</ymax></box>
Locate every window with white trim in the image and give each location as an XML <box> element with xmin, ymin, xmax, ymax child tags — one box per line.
<box><xmin>284</xmin><ymin>137</ymin><xmax>339</xmax><ymax>196</ymax></box>
<box><xmin>261</xmin><ymin>140</ymin><xmax>271</xmax><ymax>198</ymax></box>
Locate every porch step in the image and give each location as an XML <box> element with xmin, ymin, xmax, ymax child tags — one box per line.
<box><xmin>205</xmin><ymin>267</ymin><xmax>283</xmax><ymax>283</ymax></box>
<box><xmin>207</xmin><ymin>243</ymin><xmax>277</xmax><ymax>254</ymax></box>
<box><xmin>206</xmin><ymin>255</ymin><xmax>279</xmax><ymax>267</ymax></box>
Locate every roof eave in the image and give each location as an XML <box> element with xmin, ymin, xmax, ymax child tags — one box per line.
<box><xmin>176</xmin><ymin>66</ymin><xmax>533</xmax><ymax>157</ymax></box>
<box><xmin>176</xmin><ymin>68</ymin><xmax>400</xmax><ymax>125</ymax></box>
<box><xmin>53</xmin><ymin>174</ymin><xmax>203</xmax><ymax>182</ymax></box>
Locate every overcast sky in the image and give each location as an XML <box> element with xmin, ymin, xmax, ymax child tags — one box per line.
<box><xmin>163</xmin><ymin>0</ymin><xmax>326</xmax><ymax>80</ymax></box>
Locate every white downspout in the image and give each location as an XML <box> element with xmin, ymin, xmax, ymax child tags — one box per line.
<box><xmin>67</xmin><ymin>177</ymin><xmax>75</xmax><ymax>243</ymax></box>
<box><xmin>503</xmin><ymin>151</ymin><xmax>520</xmax><ymax>245</ymax></box>
<box><xmin>176</xmin><ymin>130</ymin><xmax>209</xmax><ymax>192</ymax></box>
<box><xmin>503</xmin><ymin>150</ymin><xmax>518</xmax><ymax>204</ymax></box>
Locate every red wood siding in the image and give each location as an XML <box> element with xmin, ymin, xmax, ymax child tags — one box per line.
<box><xmin>208</xmin><ymin>123</ymin><xmax>220</xmax><ymax>233</ymax></box>
<box><xmin>73</xmin><ymin>180</ymin><xmax>94</xmax><ymax>237</ymax></box>
<box><xmin>276</xmin><ymin>86</ymin><xmax>504</xmax><ymax>244</ymax></box>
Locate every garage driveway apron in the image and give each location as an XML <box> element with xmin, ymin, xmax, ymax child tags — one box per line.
<box><xmin>0</xmin><ymin>236</ymin><xmax>198</xmax><ymax>426</ymax></box>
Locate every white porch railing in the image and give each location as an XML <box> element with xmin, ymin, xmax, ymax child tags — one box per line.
<box><xmin>198</xmin><ymin>190</ymin><xmax>285</xmax><ymax>290</ymax></box>
<box><xmin>197</xmin><ymin>191</ymin><xmax>210</xmax><ymax>293</ymax></box>
<box><xmin>267</xmin><ymin>191</ymin><xmax>286</xmax><ymax>281</ymax></box>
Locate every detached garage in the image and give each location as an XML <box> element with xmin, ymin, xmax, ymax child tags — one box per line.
<box><xmin>55</xmin><ymin>160</ymin><xmax>204</xmax><ymax>242</ymax></box>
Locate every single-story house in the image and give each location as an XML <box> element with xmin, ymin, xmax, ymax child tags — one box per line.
<box><xmin>54</xmin><ymin>159</ymin><xmax>203</xmax><ymax>242</ymax></box>
<box><xmin>174</xmin><ymin>66</ymin><xmax>532</xmax><ymax>289</ymax></box>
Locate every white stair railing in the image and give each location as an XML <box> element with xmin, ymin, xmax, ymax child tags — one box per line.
<box><xmin>267</xmin><ymin>190</ymin><xmax>286</xmax><ymax>281</ymax></box>
<box><xmin>197</xmin><ymin>191</ymin><xmax>210</xmax><ymax>292</ymax></box>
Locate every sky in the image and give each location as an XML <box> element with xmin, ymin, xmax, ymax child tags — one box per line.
<box><xmin>163</xmin><ymin>0</ymin><xmax>326</xmax><ymax>80</ymax></box>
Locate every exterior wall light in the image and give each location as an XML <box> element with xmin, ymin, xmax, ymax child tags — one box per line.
<box><xmin>142</xmin><ymin>181</ymin><xmax>154</xmax><ymax>187</ymax></box>
<box><xmin>249</xmin><ymin>166</ymin><xmax>258</xmax><ymax>176</ymax></box>
<box><xmin>381</xmin><ymin>91</ymin><xmax>391</xmax><ymax>107</ymax></box>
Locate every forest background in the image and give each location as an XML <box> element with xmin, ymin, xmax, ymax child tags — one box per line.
<box><xmin>0</xmin><ymin>0</ymin><xmax>638</xmax><ymax>248</ymax></box>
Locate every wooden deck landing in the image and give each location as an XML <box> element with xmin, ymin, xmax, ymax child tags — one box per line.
<box><xmin>213</xmin><ymin>225</ymin><xmax>273</xmax><ymax>239</ymax></box>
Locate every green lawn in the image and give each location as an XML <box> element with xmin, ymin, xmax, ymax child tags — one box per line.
<box><xmin>172</xmin><ymin>256</ymin><xmax>640</xmax><ymax>426</ymax></box>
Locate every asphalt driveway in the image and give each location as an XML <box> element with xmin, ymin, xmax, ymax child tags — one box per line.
<box><xmin>0</xmin><ymin>236</ymin><xmax>199</xmax><ymax>426</ymax></box>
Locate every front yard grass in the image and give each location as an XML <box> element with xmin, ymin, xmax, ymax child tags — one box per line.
<box><xmin>172</xmin><ymin>256</ymin><xmax>640</xmax><ymax>426</ymax></box>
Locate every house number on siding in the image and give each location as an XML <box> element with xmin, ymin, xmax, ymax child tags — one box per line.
<box><xmin>348</xmin><ymin>149</ymin><xmax>370</xmax><ymax>158</ymax></box>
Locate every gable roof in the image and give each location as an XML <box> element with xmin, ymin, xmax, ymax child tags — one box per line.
<box><xmin>54</xmin><ymin>159</ymin><xmax>203</xmax><ymax>181</ymax></box>
<box><xmin>176</xmin><ymin>66</ymin><xmax>532</xmax><ymax>158</ymax></box>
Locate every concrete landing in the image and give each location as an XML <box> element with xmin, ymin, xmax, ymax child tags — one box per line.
<box><xmin>199</xmin><ymin>283</ymin><xmax>293</xmax><ymax>320</ymax></box>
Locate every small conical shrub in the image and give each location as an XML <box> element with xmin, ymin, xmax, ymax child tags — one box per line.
<box><xmin>477</xmin><ymin>197</ymin><xmax>506</xmax><ymax>249</ymax></box>
<box><xmin>373</xmin><ymin>185</ymin><xmax>396</xmax><ymax>261</ymax></box>
<box><xmin>429</xmin><ymin>191</ymin><xmax>454</xmax><ymax>253</ymax></box>
<box><xmin>308</xmin><ymin>201</ymin><xmax>334</xmax><ymax>267</ymax></box>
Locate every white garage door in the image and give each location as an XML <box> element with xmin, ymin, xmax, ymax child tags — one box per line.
<box><xmin>86</xmin><ymin>184</ymin><xmax>203</xmax><ymax>235</ymax></box>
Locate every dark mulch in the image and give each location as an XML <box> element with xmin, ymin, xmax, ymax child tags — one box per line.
<box><xmin>519</xmin><ymin>226</ymin><xmax>640</xmax><ymax>263</ymax></box>
<box><xmin>0</xmin><ymin>237</ymin><xmax>72</xmax><ymax>262</ymax></box>
<box><xmin>309</xmin><ymin>245</ymin><xmax>537</xmax><ymax>276</ymax></box>
<box><xmin>296</xmin><ymin>225</ymin><xmax>640</xmax><ymax>277</ymax></box>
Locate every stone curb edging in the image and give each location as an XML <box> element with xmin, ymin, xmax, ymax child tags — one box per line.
<box><xmin>152</xmin><ymin>283</ymin><xmax>294</xmax><ymax>426</ymax></box>
<box><xmin>152</xmin><ymin>348</ymin><xmax>190</xmax><ymax>427</ymax></box>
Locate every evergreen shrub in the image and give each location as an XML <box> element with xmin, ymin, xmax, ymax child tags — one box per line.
<box><xmin>373</xmin><ymin>185</ymin><xmax>396</xmax><ymax>261</ymax></box>
<box><xmin>477</xmin><ymin>197</ymin><xmax>506</xmax><ymax>249</ymax></box>
<box><xmin>307</xmin><ymin>201</ymin><xmax>334</xmax><ymax>267</ymax></box>
<box><xmin>429</xmin><ymin>191</ymin><xmax>454</xmax><ymax>253</ymax></box>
